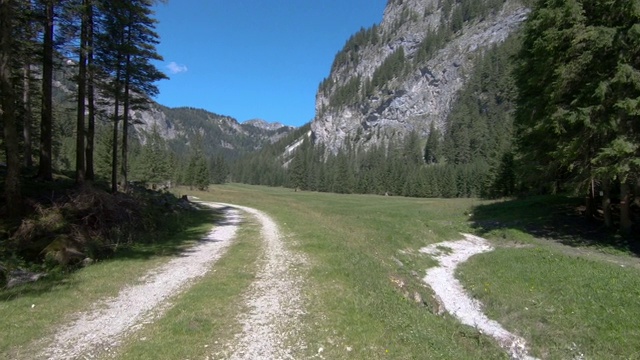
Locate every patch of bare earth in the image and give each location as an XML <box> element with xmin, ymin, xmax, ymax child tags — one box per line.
<box><xmin>36</xmin><ymin>204</ymin><xmax>240</xmax><ymax>360</ymax></box>
<box><xmin>420</xmin><ymin>234</ymin><xmax>538</xmax><ymax>360</ymax></box>
<box><xmin>208</xmin><ymin>203</ymin><xmax>307</xmax><ymax>360</ymax></box>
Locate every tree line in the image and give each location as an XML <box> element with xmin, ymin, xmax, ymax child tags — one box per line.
<box><xmin>233</xmin><ymin>34</ymin><xmax>519</xmax><ymax>199</ymax></box>
<box><xmin>1</xmin><ymin>0</ymin><xmax>166</xmax><ymax>218</ymax></box>
<box><xmin>233</xmin><ymin>0</ymin><xmax>639</xmax><ymax>234</ymax></box>
<box><xmin>513</xmin><ymin>0</ymin><xmax>640</xmax><ymax>233</ymax></box>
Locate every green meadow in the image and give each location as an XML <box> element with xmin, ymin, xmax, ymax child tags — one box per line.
<box><xmin>2</xmin><ymin>184</ymin><xmax>638</xmax><ymax>359</ymax></box>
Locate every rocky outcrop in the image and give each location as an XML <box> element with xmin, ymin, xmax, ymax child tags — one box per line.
<box><xmin>312</xmin><ymin>0</ymin><xmax>529</xmax><ymax>154</ymax></box>
<box><xmin>244</xmin><ymin>119</ymin><xmax>288</xmax><ymax>132</ymax></box>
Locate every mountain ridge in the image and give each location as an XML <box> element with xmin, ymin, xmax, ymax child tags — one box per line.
<box><xmin>311</xmin><ymin>0</ymin><xmax>530</xmax><ymax>154</ymax></box>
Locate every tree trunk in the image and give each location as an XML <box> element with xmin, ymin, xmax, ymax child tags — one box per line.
<box><xmin>38</xmin><ymin>0</ymin><xmax>54</xmax><ymax>181</ymax></box>
<box><xmin>120</xmin><ymin>54</ymin><xmax>130</xmax><ymax>193</ymax></box>
<box><xmin>85</xmin><ymin>0</ymin><xmax>94</xmax><ymax>181</ymax></box>
<box><xmin>23</xmin><ymin>64</ymin><xmax>32</xmax><ymax>168</ymax></box>
<box><xmin>634</xmin><ymin>177</ymin><xmax>640</xmax><ymax>209</ymax></box>
<box><xmin>584</xmin><ymin>179</ymin><xmax>596</xmax><ymax>221</ymax></box>
<box><xmin>1</xmin><ymin>0</ymin><xmax>23</xmax><ymax>216</ymax></box>
<box><xmin>602</xmin><ymin>178</ymin><xmax>613</xmax><ymax>228</ymax></box>
<box><xmin>620</xmin><ymin>181</ymin><xmax>632</xmax><ymax>234</ymax></box>
<box><xmin>111</xmin><ymin>92</ymin><xmax>119</xmax><ymax>193</ymax></box>
<box><xmin>75</xmin><ymin>0</ymin><xmax>88</xmax><ymax>184</ymax></box>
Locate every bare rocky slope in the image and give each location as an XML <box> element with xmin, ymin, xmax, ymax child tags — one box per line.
<box><xmin>311</xmin><ymin>0</ymin><xmax>529</xmax><ymax>154</ymax></box>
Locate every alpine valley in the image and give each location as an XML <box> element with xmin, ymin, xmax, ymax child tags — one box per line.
<box><xmin>233</xmin><ymin>0</ymin><xmax>534</xmax><ymax>198</ymax></box>
<box><xmin>46</xmin><ymin>0</ymin><xmax>533</xmax><ymax>196</ymax></box>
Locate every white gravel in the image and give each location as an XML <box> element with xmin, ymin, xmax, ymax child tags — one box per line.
<box><xmin>38</xmin><ymin>203</ymin><xmax>240</xmax><ymax>360</ymax></box>
<box><xmin>210</xmin><ymin>203</ymin><xmax>307</xmax><ymax>360</ymax></box>
<box><xmin>420</xmin><ymin>233</ymin><xmax>538</xmax><ymax>360</ymax></box>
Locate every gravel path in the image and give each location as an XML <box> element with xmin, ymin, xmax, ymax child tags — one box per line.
<box><xmin>39</xmin><ymin>203</ymin><xmax>240</xmax><ymax>360</ymax></box>
<box><xmin>209</xmin><ymin>203</ymin><xmax>307</xmax><ymax>360</ymax></box>
<box><xmin>420</xmin><ymin>233</ymin><xmax>538</xmax><ymax>360</ymax></box>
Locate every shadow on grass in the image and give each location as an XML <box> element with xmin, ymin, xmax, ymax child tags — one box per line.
<box><xmin>469</xmin><ymin>195</ymin><xmax>640</xmax><ymax>256</ymax></box>
<box><xmin>0</xmin><ymin>205</ymin><xmax>230</xmax><ymax>302</ymax></box>
<box><xmin>0</xmin><ymin>271</ymin><xmax>78</xmax><ymax>302</ymax></box>
<box><xmin>99</xmin><ymin>205</ymin><xmax>227</xmax><ymax>261</ymax></box>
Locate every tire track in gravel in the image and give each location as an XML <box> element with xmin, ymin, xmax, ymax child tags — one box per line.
<box><xmin>208</xmin><ymin>203</ymin><xmax>307</xmax><ymax>360</ymax></box>
<box><xmin>38</xmin><ymin>203</ymin><xmax>240</xmax><ymax>360</ymax></box>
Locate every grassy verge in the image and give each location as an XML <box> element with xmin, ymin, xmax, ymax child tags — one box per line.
<box><xmin>179</xmin><ymin>184</ymin><xmax>506</xmax><ymax>359</ymax></box>
<box><xmin>460</xmin><ymin>195</ymin><xmax>640</xmax><ymax>359</ymax></box>
<box><xmin>0</xmin><ymin>206</ymin><xmax>218</xmax><ymax>359</ymax></box>
<box><xmin>115</xmin><ymin>216</ymin><xmax>262</xmax><ymax>360</ymax></box>
<box><xmin>457</xmin><ymin>247</ymin><xmax>640</xmax><ymax>359</ymax></box>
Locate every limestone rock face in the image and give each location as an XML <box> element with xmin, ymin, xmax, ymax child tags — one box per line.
<box><xmin>311</xmin><ymin>0</ymin><xmax>529</xmax><ymax>154</ymax></box>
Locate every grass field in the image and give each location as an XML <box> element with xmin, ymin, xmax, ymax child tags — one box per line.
<box><xmin>180</xmin><ymin>185</ymin><xmax>508</xmax><ymax>359</ymax></box>
<box><xmin>2</xmin><ymin>183</ymin><xmax>638</xmax><ymax>359</ymax></box>
<box><xmin>182</xmin><ymin>184</ymin><xmax>640</xmax><ymax>359</ymax></box>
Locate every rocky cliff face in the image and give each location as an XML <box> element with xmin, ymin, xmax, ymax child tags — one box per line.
<box><xmin>312</xmin><ymin>0</ymin><xmax>529</xmax><ymax>154</ymax></box>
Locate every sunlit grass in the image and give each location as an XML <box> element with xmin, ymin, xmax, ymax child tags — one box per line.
<box><xmin>178</xmin><ymin>184</ymin><xmax>506</xmax><ymax>359</ymax></box>
<box><xmin>458</xmin><ymin>247</ymin><xmax>640</xmax><ymax>359</ymax></box>
<box><xmin>115</xmin><ymin>217</ymin><xmax>262</xmax><ymax>360</ymax></box>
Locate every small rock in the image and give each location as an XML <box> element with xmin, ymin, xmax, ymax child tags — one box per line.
<box><xmin>7</xmin><ymin>269</ymin><xmax>47</xmax><ymax>288</ymax></box>
<box><xmin>392</xmin><ymin>257</ymin><xmax>404</xmax><ymax>267</ymax></box>
<box><xmin>318</xmin><ymin>347</ymin><xmax>324</xmax><ymax>353</ymax></box>
<box><xmin>413</xmin><ymin>291</ymin><xmax>424</xmax><ymax>305</ymax></box>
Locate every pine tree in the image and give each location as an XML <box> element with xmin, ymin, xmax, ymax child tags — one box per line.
<box><xmin>1</xmin><ymin>0</ymin><xmax>23</xmax><ymax>216</ymax></box>
<box><xmin>95</xmin><ymin>0</ymin><xmax>166</xmax><ymax>192</ymax></box>
<box><xmin>185</xmin><ymin>135</ymin><xmax>210</xmax><ymax>191</ymax></box>
<box><xmin>37</xmin><ymin>0</ymin><xmax>56</xmax><ymax>181</ymax></box>
<box><xmin>424</xmin><ymin>122</ymin><xmax>441</xmax><ymax>164</ymax></box>
<box><xmin>514</xmin><ymin>0</ymin><xmax>640</xmax><ymax>232</ymax></box>
<box><xmin>138</xmin><ymin>126</ymin><xmax>170</xmax><ymax>186</ymax></box>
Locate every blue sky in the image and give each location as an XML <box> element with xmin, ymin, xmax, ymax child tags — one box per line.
<box><xmin>152</xmin><ymin>0</ymin><xmax>387</xmax><ymax>127</ymax></box>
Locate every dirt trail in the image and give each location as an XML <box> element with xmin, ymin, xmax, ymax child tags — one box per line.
<box><xmin>420</xmin><ymin>234</ymin><xmax>538</xmax><ymax>360</ymax></box>
<box><xmin>209</xmin><ymin>203</ymin><xmax>307</xmax><ymax>360</ymax></box>
<box><xmin>38</xmin><ymin>203</ymin><xmax>240</xmax><ymax>360</ymax></box>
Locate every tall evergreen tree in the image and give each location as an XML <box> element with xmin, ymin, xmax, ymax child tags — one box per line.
<box><xmin>514</xmin><ymin>0</ymin><xmax>640</xmax><ymax>232</ymax></box>
<box><xmin>424</xmin><ymin>122</ymin><xmax>441</xmax><ymax>164</ymax></box>
<box><xmin>1</xmin><ymin>0</ymin><xmax>23</xmax><ymax>216</ymax></box>
<box><xmin>74</xmin><ymin>0</ymin><xmax>89</xmax><ymax>183</ymax></box>
<box><xmin>37</xmin><ymin>0</ymin><xmax>57</xmax><ymax>181</ymax></box>
<box><xmin>138</xmin><ymin>125</ymin><xmax>170</xmax><ymax>186</ymax></box>
<box><xmin>95</xmin><ymin>0</ymin><xmax>165</xmax><ymax>192</ymax></box>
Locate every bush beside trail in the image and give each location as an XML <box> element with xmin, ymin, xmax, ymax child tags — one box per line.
<box><xmin>1</xmin><ymin>184</ymin><xmax>196</xmax><ymax>286</ymax></box>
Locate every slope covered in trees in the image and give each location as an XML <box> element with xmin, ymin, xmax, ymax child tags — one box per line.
<box><xmin>233</xmin><ymin>35</ymin><xmax>520</xmax><ymax>198</ymax></box>
<box><xmin>233</xmin><ymin>0</ymin><xmax>638</xmax><ymax>234</ymax></box>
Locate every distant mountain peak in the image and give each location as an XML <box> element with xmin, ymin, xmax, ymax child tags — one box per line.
<box><xmin>243</xmin><ymin>118</ymin><xmax>292</xmax><ymax>131</ymax></box>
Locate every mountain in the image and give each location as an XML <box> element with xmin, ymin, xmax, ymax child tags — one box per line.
<box><xmin>311</xmin><ymin>0</ymin><xmax>530</xmax><ymax>154</ymax></box>
<box><xmin>51</xmin><ymin>64</ymin><xmax>294</xmax><ymax>162</ymax></box>
<box><xmin>243</xmin><ymin>119</ymin><xmax>288</xmax><ymax>132</ymax></box>
<box><xmin>130</xmin><ymin>105</ymin><xmax>295</xmax><ymax>159</ymax></box>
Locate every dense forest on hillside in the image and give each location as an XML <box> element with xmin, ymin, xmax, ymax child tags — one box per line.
<box><xmin>233</xmin><ymin>34</ymin><xmax>520</xmax><ymax>199</ymax></box>
<box><xmin>233</xmin><ymin>0</ymin><xmax>639</xmax><ymax>234</ymax></box>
